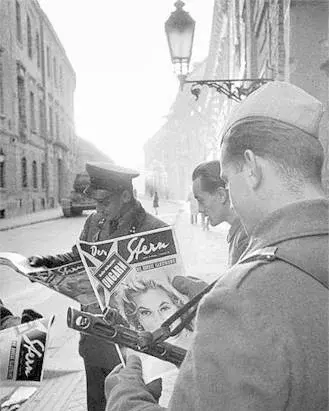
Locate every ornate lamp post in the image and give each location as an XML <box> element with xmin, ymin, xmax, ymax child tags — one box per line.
<box><xmin>165</xmin><ymin>2</ymin><xmax>273</xmax><ymax>101</ymax></box>
<box><xmin>165</xmin><ymin>0</ymin><xmax>195</xmax><ymax>90</ymax></box>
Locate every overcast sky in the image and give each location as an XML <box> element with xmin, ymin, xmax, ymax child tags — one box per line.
<box><xmin>38</xmin><ymin>0</ymin><xmax>214</xmax><ymax>168</ymax></box>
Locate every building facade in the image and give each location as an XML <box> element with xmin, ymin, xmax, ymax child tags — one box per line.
<box><xmin>145</xmin><ymin>0</ymin><xmax>329</xmax><ymax>199</ymax></box>
<box><xmin>144</xmin><ymin>61</ymin><xmax>212</xmax><ymax>200</ymax></box>
<box><xmin>0</xmin><ymin>0</ymin><xmax>77</xmax><ymax>218</ymax></box>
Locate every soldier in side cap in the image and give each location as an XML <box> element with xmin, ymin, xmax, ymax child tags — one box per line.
<box><xmin>29</xmin><ymin>162</ymin><xmax>167</xmax><ymax>411</ymax></box>
<box><xmin>104</xmin><ymin>81</ymin><xmax>328</xmax><ymax>411</ymax></box>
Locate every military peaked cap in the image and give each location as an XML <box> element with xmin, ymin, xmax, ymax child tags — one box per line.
<box><xmin>85</xmin><ymin>162</ymin><xmax>139</xmax><ymax>193</ymax></box>
<box><xmin>223</xmin><ymin>81</ymin><xmax>324</xmax><ymax>139</ymax></box>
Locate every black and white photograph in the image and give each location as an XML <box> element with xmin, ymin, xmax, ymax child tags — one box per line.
<box><xmin>0</xmin><ymin>1</ymin><xmax>328</xmax><ymax>410</ymax></box>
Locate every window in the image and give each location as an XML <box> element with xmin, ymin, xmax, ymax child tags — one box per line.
<box><xmin>0</xmin><ymin>159</ymin><xmax>5</xmax><ymax>188</ymax></box>
<box><xmin>55</xmin><ymin>112</ymin><xmax>59</xmax><ymax>139</ymax></box>
<box><xmin>59</xmin><ymin>66</ymin><xmax>63</xmax><ymax>93</ymax></box>
<box><xmin>39</xmin><ymin>98</ymin><xmax>45</xmax><ymax>136</ymax></box>
<box><xmin>0</xmin><ymin>62</ymin><xmax>4</xmax><ymax>114</ymax></box>
<box><xmin>53</xmin><ymin>57</ymin><xmax>57</xmax><ymax>87</ymax></box>
<box><xmin>47</xmin><ymin>46</ymin><xmax>51</xmax><ymax>78</ymax></box>
<box><xmin>27</xmin><ymin>15</ymin><xmax>32</xmax><ymax>59</ymax></box>
<box><xmin>48</xmin><ymin>106</ymin><xmax>53</xmax><ymax>137</ymax></box>
<box><xmin>41</xmin><ymin>162</ymin><xmax>46</xmax><ymax>189</ymax></box>
<box><xmin>36</xmin><ymin>32</ymin><xmax>40</xmax><ymax>68</ymax></box>
<box><xmin>22</xmin><ymin>157</ymin><xmax>27</xmax><ymax>187</ymax></box>
<box><xmin>32</xmin><ymin>160</ymin><xmax>37</xmax><ymax>189</ymax></box>
<box><xmin>16</xmin><ymin>1</ymin><xmax>22</xmax><ymax>43</ymax></box>
<box><xmin>29</xmin><ymin>91</ymin><xmax>35</xmax><ymax>130</ymax></box>
<box><xmin>17</xmin><ymin>76</ymin><xmax>26</xmax><ymax>131</ymax></box>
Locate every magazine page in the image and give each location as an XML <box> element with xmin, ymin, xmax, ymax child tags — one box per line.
<box><xmin>77</xmin><ymin>226</ymin><xmax>193</xmax><ymax>406</ymax></box>
<box><xmin>0</xmin><ymin>253</ymin><xmax>97</xmax><ymax>306</ymax></box>
<box><xmin>0</xmin><ymin>316</ymin><xmax>55</xmax><ymax>387</ymax></box>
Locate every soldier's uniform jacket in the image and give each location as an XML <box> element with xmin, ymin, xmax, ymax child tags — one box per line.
<box><xmin>77</xmin><ymin>200</ymin><xmax>167</xmax><ymax>368</ymax></box>
<box><xmin>105</xmin><ymin>199</ymin><xmax>328</xmax><ymax>411</ymax></box>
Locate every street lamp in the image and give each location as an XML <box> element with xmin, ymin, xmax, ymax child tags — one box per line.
<box><xmin>165</xmin><ymin>0</ymin><xmax>195</xmax><ymax>89</ymax></box>
<box><xmin>165</xmin><ymin>2</ymin><xmax>272</xmax><ymax>101</ymax></box>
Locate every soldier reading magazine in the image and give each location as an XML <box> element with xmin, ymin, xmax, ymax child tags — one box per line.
<box><xmin>28</xmin><ymin>162</ymin><xmax>168</xmax><ymax>411</ymax></box>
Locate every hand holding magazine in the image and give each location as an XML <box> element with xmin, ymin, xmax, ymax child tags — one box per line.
<box><xmin>0</xmin><ymin>252</ymin><xmax>97</xmax><ymax>306</ymax></box>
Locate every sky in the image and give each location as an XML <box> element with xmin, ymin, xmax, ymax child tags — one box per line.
<box><xmin>38</xmin><ymin>0</ymin><xmax>214</xmax><ymax>169</ymax></box>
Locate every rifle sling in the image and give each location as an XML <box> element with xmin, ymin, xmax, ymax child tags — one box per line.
<box><xmin>155</xmin><ymin>244</ymin><xmax>328</xmax><ymax>343</ymax></box>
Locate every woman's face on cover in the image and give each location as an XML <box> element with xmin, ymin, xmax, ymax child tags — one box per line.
<box><xmin>134</xmin><ymin>288</ymin><xmax>177</xmax><ymax>331</ymax></box>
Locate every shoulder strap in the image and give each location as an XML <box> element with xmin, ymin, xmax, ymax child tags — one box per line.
<box><xmin>239</xmin><ymin>246</ymin><xmax>328</xmax><ymax>290</ymax></box>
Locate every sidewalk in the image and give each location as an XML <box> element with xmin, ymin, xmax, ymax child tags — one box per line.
<box><xmin>0</xmin><ymin>207</ymin><xmax>63</xmax><ymax>231</ymax></box>
<box><xmin>0</xmin><ymin>198</ymin><xmax>229</xmax><ymax>410</ymax></box>
<box><xmin>0</xmin><ymin>196</ymin><xmax>183</xmax><ymax>232</ymax></box>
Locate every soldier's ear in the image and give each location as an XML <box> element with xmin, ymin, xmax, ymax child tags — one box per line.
<box><xmin>216</xmin><ymin>187</ymin><xmax>228</xmax><ymax>203</ymax></box>
<box><xmin>121</xmin><ymin>190</ymin><xmax>132</xmax><ymax>204</ymax></box>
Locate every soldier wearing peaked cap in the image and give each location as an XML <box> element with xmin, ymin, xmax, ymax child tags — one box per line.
<box><xmin>29</xmin><ymin>161</ymin><xmax>168</xmax><ymax>411</ymax></box>
<box><xmin>104</xmin><ymin>82</ymin><xmax>328</xmax><ymax>411</ymax></box>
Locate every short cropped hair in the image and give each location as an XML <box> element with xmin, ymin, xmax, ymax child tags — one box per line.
<box><xmin>222</xmin><ymin>118</ymin><xmax>324</xmax><ymax>186</ymax></box>
<box><xmin>192</xmin><ymin>160</ymin><xmax>226</xmax><ymax>193</ymax></box>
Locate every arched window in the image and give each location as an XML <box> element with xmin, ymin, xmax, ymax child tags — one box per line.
<box><xmin>27</xmin><ymin>15</ymin><xmax>32</xmax><ymax>59</ymax></box>
<box><xmin>22</xmin><ymin>157</ymin><xmax>27</xmax><ymax>187</ymax></box>
<box><xmin>36</xmin><ymin>32</ymin><xmax>40</xmax><ymax>68</ymax></box>
<box><xmin>32</xmin><ymin>160</ymin><xmax>37</xmax><ymax>189</ymax></box>
<box><xmin>53</xmin><ymin>57</ymin><xmax>57</xmax><ymax>87</ymax></box>
<box><xmin>16</xmin><ymin>1</ymin><xmax>22</xmax><ymax>43</ymax></box>
<box><xmin>41</xmin><ymin>162</ymin><xmax>46</xmax><ymax>189</ymax></box>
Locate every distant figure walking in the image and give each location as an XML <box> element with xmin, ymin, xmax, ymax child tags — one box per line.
<box><xmin>187</xmin><ymin>191</ymin><xmax>198</xmax><ymax>225</ymax></box>
<box><xmin>153</xmin><ymin>191</ymin><xmax>159</xmax><ymax>215</ymax></box>
<box><xmin>200</xmin><ymin>212</ymin><xmax>210</xmax><ymax>231</ymax></box>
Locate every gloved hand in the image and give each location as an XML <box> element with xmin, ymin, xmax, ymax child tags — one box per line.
<box><xmin>105</xmin><ymin>355</ymin><xmax>162</xmax><ymax>403</ymax></box>
<box><xmin>28</xmin><ymin>255</ymin><xmax>55</xmax><ymax>268</ymax></box>
<box><xmin>28</xmin><ymin>253</ymin><xmax>77</xmax><ymax>268</ymax></box>
<box><xmin>172</xmin><ymin>275</ymin><xmax>208</xmax><ymax>299</ymax></box>
<box><xmin>21</xmin><ymin>308</ymin><xmax>43</xmax><ymax>323</ymax></box>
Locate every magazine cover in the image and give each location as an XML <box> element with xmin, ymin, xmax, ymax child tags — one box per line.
<box><xmin>0</xmin><ymin>253</ymin><xmax>97</xmax><ymax>306</ymax></box>
<box><xmin>0</xmin><ymin>316</ymin><xmax>55</xmax><ymax>387</ymax></box>
<box><xmin>77</xmin><ymin>226</ymin><xmax>193</xmax><ymax>406</ymax></box>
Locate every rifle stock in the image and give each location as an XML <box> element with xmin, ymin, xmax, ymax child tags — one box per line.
<box><xmin>67</xmin><ymin>307</ymin><xmax>186</xmax><ymax>367</ymax></box>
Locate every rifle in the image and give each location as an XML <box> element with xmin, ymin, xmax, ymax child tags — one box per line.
<box><xmin>67</xmin><ymin>307</ymin><xmax>187</xmax><ymax>367</ymax></box>
<box><xmin>67</xmin><ymin>280</ymin><xmax>216</xmax><ymax>367</ymax></box>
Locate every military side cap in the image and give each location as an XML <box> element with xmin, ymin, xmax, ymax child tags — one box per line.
<box><xmin>223</xmin><ymin>81</ymin><xmax>324</xmax><ymax>139</ymax></box>
<box><xmin>85</xmin><ymin>162</ymin><xmax>139</xmax><ymax>193</ymax></box>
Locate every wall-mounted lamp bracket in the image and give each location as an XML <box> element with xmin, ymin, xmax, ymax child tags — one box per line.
<box><xmin>183</xmin><ymin>78</ymin><xmax>273</xmax><ymax>101</ymax></box>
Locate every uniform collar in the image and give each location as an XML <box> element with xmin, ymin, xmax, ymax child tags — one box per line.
<box><xmin>247</xmin><ymin>199</ymin><xmax>329</xmax><ymax>252</ymax></box>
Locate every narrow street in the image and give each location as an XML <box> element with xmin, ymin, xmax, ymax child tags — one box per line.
<box><xmin>0</xmin><ymin>197</ymin><xmax>230</xmax><ymax>410</ymax></box>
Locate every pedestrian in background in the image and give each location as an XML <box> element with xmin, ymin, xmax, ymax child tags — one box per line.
<box><xmin>153</xmin><ymin>190</ymin><xmax>159</xmax><ymax>215</ymax></box>
<box><xmin>192</xmin><ymin>160</ymin><xmax>248</xmax><ymax>266</ymax></box>
<box><xmin>105</xmin><ymin>81</ymin><xmax>328</xmax><ymax>411</ymax></box>
<box><xmin>29</xmin><ymin>162</ymin><xmax>167</xmax><ymax>411</ymax></box>
<box><xmin>187</xmin><ymin>190</ymin><xmax>198</xmax><ymax>224</ymax></box>
<box><xmin>200</xmin><ymin>212</ymin><xmax>210</xmax><ymax>231</ymax></box>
